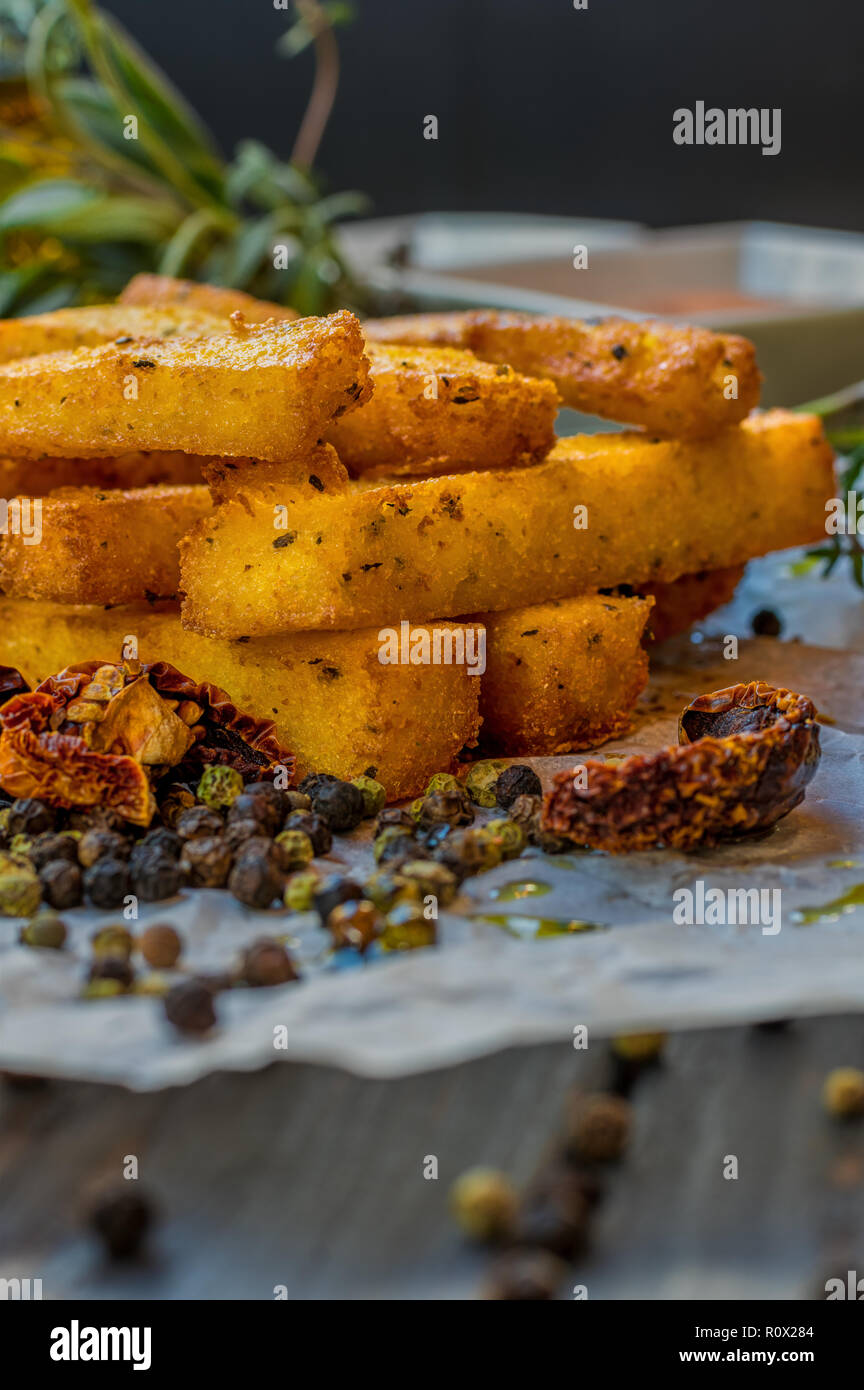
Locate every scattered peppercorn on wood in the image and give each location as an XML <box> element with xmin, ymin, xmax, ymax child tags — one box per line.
<box><xmin>0</xmin><ymin>599</ymin><xmax>481</xmax><ymax>800</ymax></box>
<box><xmin>179</xmin><ymin>411</ymin><xmax>833</xmax><ymax>638</ymax></box>
<box><xmin>0</xmin><ymin>311</ymin><xmax>371</xmax><ymax>462</ymax></box>
<box><xmin>0</xmin><ymin>485</ymin><xmax>214</xmax><ymax>605</ymax></box>
<box><xmin>471</xmin><ymin>593</ymin><xmax>652</xmax><ymax>755</ymax></box>
<box><xmin>363</xmin><ymin>309</ymin><xmax>762</xmax><ymax>438</ymax></box>
<box><xmin>325</xmin><ymin>344</ymin><xmax>559</xmax><ymax>474</ymax></box>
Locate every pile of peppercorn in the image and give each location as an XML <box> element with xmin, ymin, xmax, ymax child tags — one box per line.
<box><xmin>5</xmin><ymin>758</ymin><xmax>556</xmax><ymax>1031</ymax></box>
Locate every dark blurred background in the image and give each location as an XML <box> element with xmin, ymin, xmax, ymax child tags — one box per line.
<box><xmin>103</xmin><ymin>0</ymin><xmax>864</xmax><ymax>230</ymax></box>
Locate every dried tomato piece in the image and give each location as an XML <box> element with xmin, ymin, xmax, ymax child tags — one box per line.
<box><xmin>0</xmin><ymin>666</ymin><xmax>29</xmax><ymax>708</ymax></box>
<box><xmin>0</xmin><ymin>729</ymin><xmax>153</xmax><ymax>825</ymax></box>
<box><xmin>542</xmin><ymin>682</ymin><xmax>821</xmax><ymax>853</ymax></box>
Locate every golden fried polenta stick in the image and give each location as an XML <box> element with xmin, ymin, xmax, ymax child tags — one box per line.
<box><xmin>363</xmin><ymin>310</ymin><xmax>761</xmax><ymax>438</ymax></box>
<box><xmin>0</xmin><ymin>598</ymin><xmax>480</xmax><ymax>799</ymax></box>
<box><xmin>473</xmin><ymin>593</ymin><xmax>652</xmax><ymax>755</ymax></box>
<box><xmin>0</xmin><ymin>311</ymin><xmax>371</xmax><ymax>462</ymax></box>
<box><xmin>0</xmin><ymin>485</ymin><xmax>212</xmax><ymax>604</ymax></box>
<box><xmin>179</xmin><ymin>411</ymin><xmax>833</xmax><ymax>638</ymax></box>
<box><xmin>638</xmin><ymin>565</ymin><xmax>745</xmax><ymax>643</ymax></box>
<box><xmin>326</xmin><ymin>344</ymin><xmax>559</xmax><ymax>474</ymax></box>
<box><xmin>119</xmin><ymin>273</ymin><xmax>297</xmax><ymax>322</ymax></box>
<box><xmin>0</xmin><ymin>304</ymin><xmax>227</xmax><ymax>364</ymax></box>
<box><xmin>0</xmin><ymin>451</ymin><xmax>206</xmax><ymax>496</ymax></box>
<box><xmin>200</xmin><ymin>443</ymin><xmax>348</xmax><ymax>505</ymax></box>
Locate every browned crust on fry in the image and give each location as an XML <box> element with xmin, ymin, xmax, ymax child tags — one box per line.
<box><xmin>636</xmin><ymin>565</ymin><xmax>746</xmax><ymax>643</ymax></box>
<box><xmin>178</xmin><ymin>411</ymin><xmax>833</xmax><ymax>638</ymax></box>
<box><xmin>0</xmin><ymin>451</ymin><xmax>207</xmax><ymax>496</ymax></box>
<box><xmin>0</xmin><ymin>311</ymin><xmax>371</xmax><ymax>462</ymax></box>
<box><xmin>200</xmin><ymin>443</ymin><xmax>349</xmax><ymax>506</ymax></box>
<box><xmin>119</xmin><ymin>274</ymin><xmax>297</xmax><ymax>322</ymax></box>
<box><xmin>543</xmin><ymin>683</ymin><xmax>820</xmax><ymax>852</ymax></box>
<box><xmin>364</xmin><ymin>310</ymin><xmax>762</xmax><ymax>438</ymax></box>
<box><xmin>0</xmin><ymin>484</ymin><xmax>213</xmax><ymax>604</ymax></box>
<box><xmin>470</xmin><ymin>593</ymin><xmax>653</xmax><ymax>755</ymax></box>
<box><xmin>0</xmin><ymin>304</ymin><xmax>227</xmax><ymax>363</ymax></box>
<box><xmin>326</xmin><ymin>343</ymin><xmax>559</xmax><ymax>474</ymax></box>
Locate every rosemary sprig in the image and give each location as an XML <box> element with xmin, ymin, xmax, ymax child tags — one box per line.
<box><xmin>799</xmin><ymin>385</ymin><xmax>864</xmax><ymax>589</ymax></box>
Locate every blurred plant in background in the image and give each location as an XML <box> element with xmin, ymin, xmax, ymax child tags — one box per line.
<box><xmin>0</xmin><ymin>0</ymin><xmax>366</xmax><ymax>316</ymax></box>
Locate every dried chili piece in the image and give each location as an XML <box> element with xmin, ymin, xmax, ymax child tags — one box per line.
<box><xmin>542</xmin><ymin>682</ymin><xmax>820</xmax><ymax>853</ymax></box>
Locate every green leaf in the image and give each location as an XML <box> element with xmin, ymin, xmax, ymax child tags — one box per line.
<box><xmin>57</xmin><ymin>194</ymin><xmax>179</xmax><ymax>243</ymax></box>
<box><xmin>0</xmin><ymin>177</ymin><xmax>98</xmax><ymax>229</ymax></box>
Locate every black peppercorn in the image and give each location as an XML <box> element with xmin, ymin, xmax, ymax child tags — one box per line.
<box><xmin>240</xmin><ymin>936</ymin><xmax>298</xmax><ymax>986</ymax></box>
<box><xmin>228</xmin><ymin>851</ymin><xmax>283</xmax><ymax>909</ymax></box>
<box><xmin>374</xmin><ymin>807</ymin><xmax>415</xmax><ymax>836</ymax></box>
<box><xmin>87</xmin><ymin>1183</ymin><xmax>154</xmax><ymax>1259</ymax></box>
<box><xmin>8</xmin><ymin>798</ymin><xmax>54</xmax><ymax>836</ymax></box>
<box><xmin>495</xmin><ymin>764</ymin><xmax>542</xmax><ymax>808</ymax></box>
<box><xmin>164</xmin><ymin>977</ymin><xmax>217</xmax><ymax>1033</ymax></box>
<box><xmin>158</xmin><ymin>783</ymin><xmax>196</xmax><ymax>829</ymax></box>
<box><xmin>29</xmin><ymin>832</ymin><xmax>79</xmax><ymax>871</ymax></box>
<box><xmin>282</xmin><ymin>811</ymin><xmax>332</xmax><ymax>856</ymax></box>
<box><xmin>180</xmin><ymin>835</ymin><xmax>233</xmax><ymax>888</ymax></box>
<box><xmin>175</xmin><ymin>806</ymin><xmax>224</xmax><ymax>841</ymax></box>
<box><xmin>310</xmin><ymin>779</ymin><xmax>365</xmax><ymax>833</ymax></box>
<box><xmin>483</xmin><ymin>1250</ymin><xmax>567</xmax><ymax>1301</ymax></box>
<box><xmin>376</xmin><ymin>832</ymin><xmax>419</xmax><ymax>867</ymax></box>
<box><xmin>224</xmin><ymin>817</ymin><xmax>264</xmax><ymax>853</ymax></box>
<box><xmin>513</xmin><ymin>1179</ymin><xmax>589</xmax><ymax>1259</ymax></box>
<box><xmin>312</xmin><ymin>875</ymin><xmax>363</xmax><ymax>922</ymax></box>
<box><xmin>131</xmin><ymin>849</ymin><xmax>185</xmax><ymax>902</ymax></box>
<box><xmin>39</xmin><ymin>858</ymin><xmax>83</xmax><ymax>910</ymax></box>
<box><xmin>244</xmin><ymin>780</ymin><xmax>287</xmax><ymax>819</ymax></box>
<box><xmin>78</xmin><ymin>828</ymin><xmax>131</xmax><ymax>869</ymax></box>
<box><xmin>751</xmin><ymin>607</ymin><xmax>782</xmax><ymax>637</ymax></box>
<box><xmin>136</xmin><ymin>826</ymin><xmax>183</xmax><ymax>861</ymax></box>
<box><xmin>417</xmin><ymin>788</ymin><xmax>474</xmax><ymax>829</ymax></box>
<box><xmin>298</xmin><ymin>772</ymin><xmax>338</xmax><ymax>797</ymax></box>
<box><xmin>87</xmin><ymin>955</ymin><xmax>134</xmax><ymax>991</ymax></box>
<box><xmin>84</xmin><ymin>857</ymin><xmax>132</xmax><ymax>910</ymax></box>
<box><xmin>226</xmin><ymin>792</ymin><xmax>281</xmax><ymax>835</ymax></box>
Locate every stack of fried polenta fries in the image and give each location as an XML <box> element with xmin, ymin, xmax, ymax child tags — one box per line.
<box><xmin>0</xmin><ymin>277</ymin><xmax>834</xmax><ymax>799</ymax></box>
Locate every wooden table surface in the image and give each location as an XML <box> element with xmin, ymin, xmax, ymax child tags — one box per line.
<box><xmin>2</xmin><ymin>1013</ymin><xmax>862</xmax><ymax>1301</ymax></box>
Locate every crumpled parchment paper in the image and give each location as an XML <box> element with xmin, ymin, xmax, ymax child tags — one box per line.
<box><xmin>2</xmin><ymin>553</ymin><xmax>864</xmax><ymax>1090</ymax></box>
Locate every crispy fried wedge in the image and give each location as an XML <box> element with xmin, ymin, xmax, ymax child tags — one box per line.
<box><xmin>0</xmin><ymin>310</ymin><xmax>371</xmax><ymax>462</ymax></box>
<box><xmin>0</xmin><ymin>485</ymin><xmax>212</xmax><ymax>604</ymax></box>
<box><xmin>200</xmin><ymin>442</ymin><xmax>348</xmax><ymax>505</ymax></box>
<box><xmin>364</xmin><ymin>310</ymin><xmax>761</xmax><ymax>437</ymax></box>
<box><xmin>0</xmin><ymin>451</ymin><xmax>206</xmax><ymax>496</ymax></box>
<box><xmin>326</xmin><ymin>344</ymin><xmax>559</xmax><ymax>474</ymax></box>
<box><xmin>0</xmin><ymin>304</ymin><xmax>227</xmax><ymax>363</ymax></box>
<box><xmin>179</xmin><ymin>411</ymin><xmax>833</xmax><ymax>638</ymax></box>
<box><xmin>0</xmin><ymin>599</ymin><xmax>480</xmax><ymax>799</ymax></box>
<box><xmin>638</xmin><ymin>565</ymin><xmax>745</xmax><ymax>642</ymax></box>
<box><xmin>472</xmin><ymin>593</ymin><xmax>652</xmax><ymax>755</ymax></box>
<box><xmin>119</xmin><ymin>273</ymin><xmax>297</xmax><ymax>322</ymax></box>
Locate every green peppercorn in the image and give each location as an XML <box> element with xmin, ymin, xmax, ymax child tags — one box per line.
<box><xmin>87</xmin><ymin>955</ymin><xmax>134</xmax><ymax>992</ymax></box>
<box><xmin>379</xmin><ymin>901</ymin><xmax>436</xmax><ymax>951</ymax></box>
<box><xmin>283</xmin><ymin>790</ymin><xmax>312</xmax><ymax>813</ymax></box>
<box><xmin>373</xmin><ymin>824</ymin><xmax>416</xmax><ymax>864</ymax></box>
<box><xmin>362</xmin><ymin>869</ymin><xmax>424</xmax><ymax>912</ymax></box>
<box><xmin>20</xmin><ymin>910</ymin><xmax>66</xmax><ymax>949</ymax></box>
<box><xmin>9</xmin><ymin>833</ymin><xmax>33</xmax><ymax>859</ymax></box>
<box><xmin>273</xmin><ymin>828</ymin><xmax>314</xmax><ymax>871</ymax></box>
<box><xmin>449</xmin><ymin>1167</ymin><xmax>518</xmax><ymax>1242</ymax></box>
<box><xmin>351</xmin><ymin>774</ymin><xmax>386</xmax><ymax>818</ymax></box>
<box><xmin>408</xmin><ymin>797</ymin><xmax>425</xmax><ymax>822</ymax></box>
<box><xmin>611</xmin><ymin>1032</ymin><xmax>667</xmax><ymax>1063</ymax></box>
<box><xmin>82</xmin><ymin>978</ymin><xmax>126</xmax><ymax>1000</ymax></box>
<box><xmin>282</xmin><ymin>811</ymin><xmax>332</xmax><ymax>856</ymax></box>
<box><xmin>425</xmin><ymin>772</ymin><xmax>463</xmax><ymax>796</ymax></box>
<box><xmin>284</xmin><ymin>869</ymin><xmax>320</xmax><ymax>912</ymax></box>
<box><xmin>91</xmin><ymin>925</ymin><xmax>134</xmax><ymax>959</ymax></box>
<box><xmin>0</xmin><ymin>807</ymin><xmax>9</xmax><ymax>844</ymax></box>
<box><xmin>823</xmin><ymin>1067</ymin><xmax>864</xmax><ymax>1118</ymax></box>
<box><xmin>484</xmin><ymin>818</ymin><xmax>527</xmax><ymax>859</ymax></box>
<box><xmin>196</xmin><ymin>764</ymin><xmax>244</xmax><ymax>811</ymax></box>
<box><xmin>418</xmin><ymin>788</ymin><xmax>474</xmax><ymax>829</ymax></box>
<box><xmin>327</xmin><ymin>899</ymin><xmax>381</xmax><ymax>952</ymax></box>
<box><xmin>395</xmin><ymin>860</ymin><xmax>459</xmax><ymax>906</ymax></box>
<box><xmin>0</xmin><ymin>854</ymin><xmax>42</xmax><ymax>917</ymax></box>
<box><xmin>432</xmin><ymin>828</ymin><xmax>494</xmax><ymax>881</ymax></box>
<box><xmin>464</xmin><ymin>760</ymin><xmax>509</xmax><ymax>808</ymax></box>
